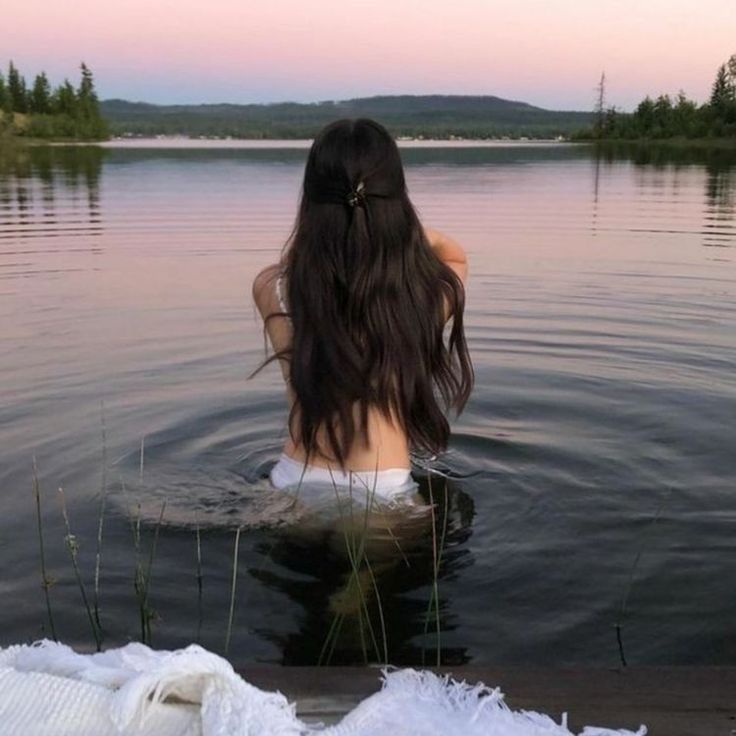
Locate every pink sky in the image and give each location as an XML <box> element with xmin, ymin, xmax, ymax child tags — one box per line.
<box><xmin>6</xmin><ymin>0</ymin><xmax>735</xmax><ymax>110</ymax></box>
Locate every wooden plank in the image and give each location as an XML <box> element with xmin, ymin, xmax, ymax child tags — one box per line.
<box><xmin>237</xmin><ymin>665</ymin><xmax>736</xmax><ymax>735</ymax></box>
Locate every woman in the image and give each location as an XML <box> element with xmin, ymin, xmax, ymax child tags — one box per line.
<box><xmin>251</xmin><ymin>118</ymin><xmax>473</xmax><ymax>500</ymax></box>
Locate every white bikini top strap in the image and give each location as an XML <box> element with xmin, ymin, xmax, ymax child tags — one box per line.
<box><xmin>275</xmin><ymin>273</ymin><xmax>288</xmax><ymax>313</ymax></box>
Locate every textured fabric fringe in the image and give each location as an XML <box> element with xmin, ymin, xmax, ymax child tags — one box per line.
<box><xmin>0</xmin><ymin>640</ymin><xmax>647</xmax><ymax>736</ymax></box>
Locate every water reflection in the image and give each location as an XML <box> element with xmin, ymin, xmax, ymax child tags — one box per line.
<box><xmin>0</xmin><ymin>146</ymin><xmax>104</xmax><ymax>245</ymax></box>
<box><xmin>592</xmin><ymin>141</ymin><xmax>736</xmax><ymax>249</ymax></box>
<box><xmin>247</xmin><ymin>473</ymin><xmax>475</xmax><ymax>665</ymax></box>
<box><xmin>109</xmin><ymin>442</ymin><xmax>475</xmax><ymax>665</ymax></box>
<box><xmin>704</xmin><ymin>163</ymin><xmax>735</xmax><ymax>249</ymax></box>
<box><xmin>591</xmin><ymin>151</ymin><xmax>602</xmax><ymax>236</ymax></box>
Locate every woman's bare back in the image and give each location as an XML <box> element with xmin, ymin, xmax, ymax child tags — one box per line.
<box><xmin>252</xmin><ymin>263</ymin><xmax>411</xmax><ymax>471</ymax></box>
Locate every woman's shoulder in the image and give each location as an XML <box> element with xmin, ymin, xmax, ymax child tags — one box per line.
<box><xmin>252</xmin><ymin>263</ymin><xmax>284</xmax><ymax>314</ymax></box>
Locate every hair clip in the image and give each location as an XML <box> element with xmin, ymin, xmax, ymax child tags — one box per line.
<box><xmin>346</xmin><ymin>181</ymin><xmax>366</xmax><ymax>208</ymax></box>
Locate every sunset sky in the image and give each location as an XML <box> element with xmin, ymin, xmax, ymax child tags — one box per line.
<box><xmin>7</xmin><ymin>0</ymin><xmax>735</xmax><ymax>111</ymax></box>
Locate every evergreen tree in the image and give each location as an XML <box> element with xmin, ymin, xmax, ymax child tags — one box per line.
<box><xmin>634</xmin><ymin>96</ymin><xmax>655</xmax><ymax>135</ymax></box>
<box><xmin>1</xmin><ymin>59</ymin><xmax>109</xmax><ymax>139</ymax></box>
<box><xmin>76</xmin><ymin>62</ymin><xmax>108</xmax><ymax>138</ymax></box>
<box><xmin>728</xmin><ymin>54</ymin><xmax>736</xmax><ymax>89</ymax></box>
<box><xmin>600</xmin><ymin>106</ymin><xmax>617</xmax><ymax>138</ymax></box>
<box><xmin>77</xmin><ymin>62</ymin><xmax>99</xmax><ymax>117</ymax></box>
<box><xmin>30</xmin><ymin>72</ymin><xmax>52</xmax><ymax>114</ymax></box>
<box><xmin>652</xmin><ymin>94</ymin><xmax>674</xmax><ymax>136</ymax></box>
<box><xmin>53</xmin><ymin>79</ymin><xmax>78</xmax><ymax>117</ymax></box>
<box><xmin>0</xmin><ymin>73</ymin><xmax>7</xmax><ymax>111</ymax></box>
<box><xmin>710</xmin><ymin>64</ymin><xmax>731</xmax><ymax>112</ymax></box>
<box><xmin>673</xmin><ymin>91</ymin><xmax>700</xmax><ymax>137</ymax></box>
<box><xmin>578</xmin><ymin>53</ymin><xmax>736</xmax><ymax>140</ymax></box>
<box><xmin>7</xmin><ymin>61</ymin><xmax>28</xmax><ymax>113</ymax></box>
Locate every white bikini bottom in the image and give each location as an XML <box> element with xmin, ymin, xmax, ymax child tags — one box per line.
<box><xmin>269</xmin><ymin>453</ymin><xmax>417</xmax><ymax>500</ymax></box>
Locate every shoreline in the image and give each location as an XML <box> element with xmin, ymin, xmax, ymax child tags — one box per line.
<box><xmin>4</xmin><ymin>133</ymin><xmax>736</xmax><ymax>149</ymax></box>
<box><xmin>3</xmin><ymin>134</ymin><xmax>581</xmax><ymax>149</ymax></box>
<box><xmin>99</xmin><ymin>136</ymin><xmax>577</xmax><ymax>149</ymax></box>
<box><xmin>577</xmin><ymin>136</ymin><xmax>736</xmax><ymax>150</ymax></box>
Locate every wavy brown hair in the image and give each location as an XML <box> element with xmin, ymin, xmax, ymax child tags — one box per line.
<box><xmin>253</xmin><ymin>118</ymin><xmax>473</xmax><ymax>468</ymax></box>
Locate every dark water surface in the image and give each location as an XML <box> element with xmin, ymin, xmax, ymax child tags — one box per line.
<box><xmin>1</xmin><ymin>141</ymin><xmax>735</xmax><ymax>666</ymax></box>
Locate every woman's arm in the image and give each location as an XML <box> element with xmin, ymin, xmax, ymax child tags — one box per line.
<box><xmin>424</xmin><ymin>226</ymin><xmax>468</xmax><ymax>286</ymax></box>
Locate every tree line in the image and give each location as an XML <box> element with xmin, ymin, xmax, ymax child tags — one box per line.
<box><xmin>0</xmin><ymin>61</ymin><xmax>109</xmax><ymax>141</ymax></box>
<box><xmin>101</xmin><ymin>97</ymin><xmax>593</xmax><ymax>140</ymax></box>
<box><xmin>580</xmin><ymin>54</ymin><xmax>736</xmax><ymax>141</ymax></box>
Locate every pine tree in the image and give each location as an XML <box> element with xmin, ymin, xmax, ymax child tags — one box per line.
<box><xmin>1</xmin><ymin>59</ymin><xmax>109</xmax><ymax>139</ymax></box>
<box><xmin>77</xmin><ymin>62</ymin><xmax>99</xmax><ymax>118</ymax></box>
<box><xmin>7</xmin><ymin>61</ymin><xmax>28</xmax><ymax>113</ymax></box>
<box><xmin>76</xmin><ymin>62</ymin><xmax>108</xmax><ymax>138</ymax></box>
<box><xmin>30</xmin><ymin>72</ymin><xmax>52</xmax><ymax>114</ymax></box>
<box><xmin>634</xmin><ymin>96</ymin><xmax>655</xmax><ymax>136</ymax></box>
<box><xmin>652</xmin><ymin>94</ymin><xmax>673</xmax><ymax>136</ymax></box>
<box><xmin>53</xmin><ymin>79</ymin><xmax>78</xmax><ymax>117</ymax></box>
<box><xmin>603</xmin><ymin>106</ymin><xmax>617</xmax><ymax>137</ymax></box>
<box><xmin>728</xmin><ymin>54</ymin><xmax>736</xmax><ymax>90</ymax></box>
<box><xmin>673</xmin><ymin>90</ymin><xmax>699</xmax><ymax>137</ymax></box>
<box><xmin>0</xmin><ymin>72</ymin><xmax>7</xmax><ymax>111</ymax></box>
<box><xmin>710</xmin><ymin>64</ymin><xmax>731</xmax><ymax>112</ymax></box>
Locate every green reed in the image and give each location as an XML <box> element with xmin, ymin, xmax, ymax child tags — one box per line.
<box><xmin>318</xmin><ymin>463</ymin><xmax>389</xmax><ymax>665</ymax></box>
<box><xmin>93</xmin><ymin>400</ymin><xmax>108</xmax><ymax>632</ymax></box>
<box><xmin>31</xmin><ymin>428</ymin><xmax>446</xmax><ymax>669</ymax></box>
<box><xmin>58</xmin><ymin>486</ymin><xmax>102</xmax><ymax>650</ymax></box>
<box><xmin>120</xmin><ymin>474</ymin><xmax>166</xmax><ymax>645</ymax></box>
<box><xmin>224</xmin><ymin>526</ymin><xmax>242</xmax><ymax>655</ymax></box>
<box><xmin>140</xmin><ymin>499</ymin><xmax>166</xmax><ymax>645</ymax></box>
<box><xmin>32</xmin><ymin>457</ymin><xmax>56</xmax><ymax>641</ymax></box>
<box><xmin>195</xmin><ymin>518</ymin><xmax>203</xmax><ymax>643</ymax></box>
<box><xmin>422</xmin><ymin>471</ymin><xmax>449</xmax><ymax>667</ymax></box>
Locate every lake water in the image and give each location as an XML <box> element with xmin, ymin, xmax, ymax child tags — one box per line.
<box><xmin>0</xmin><ymin>140</ymin><xmax>734</xmax><ymax>666</ymax></box>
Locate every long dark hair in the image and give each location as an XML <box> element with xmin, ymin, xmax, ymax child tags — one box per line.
<box><xmin>254</xmin><ymin>118</ymin><xmax>473</xmax><ymax>468</ymax></box>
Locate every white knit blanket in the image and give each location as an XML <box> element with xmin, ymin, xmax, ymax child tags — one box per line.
<box><xmin>0</xmin><ymin>640</ymin><xmax>646</xmax><ymax>736</ymax></box>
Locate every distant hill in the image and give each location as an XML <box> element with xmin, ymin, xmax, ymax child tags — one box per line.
<box><xmin>100</xmin><ymin>94</ymin><xmax>594</xmax><ymax>139</ymax></box>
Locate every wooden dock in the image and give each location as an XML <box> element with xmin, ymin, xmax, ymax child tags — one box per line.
<box><xmin>238</xmin><ymin>665</ymin><xmax>736</xmax><ymax>735</ymax></box>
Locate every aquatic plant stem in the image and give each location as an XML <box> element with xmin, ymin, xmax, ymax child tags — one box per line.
<box><xmin>58</xmin><ymin>486</ymin><xmax>102</xmax><ymax>650</ymax></box>
<box><xmin>422</xmin><ymin>471</ymin><xmax>445</xmax><ymax>667</ymax></box>
<box><xmin>318</xmin><ymin>612</ymin><xmax>345</xmax><ymax>666</ymax></box>
<box><xmin>328</xmin><ymin>465</ymin><xmax>384</xmax><ymax>664</ymax></box>
<box><xmin>132</xmin><ymin>508</ymin><xmax>146</xmax><ymax>643</ymax></box>
<box><xmin>224</xmin><ymin>526</ymin><xmax>242</xmax><ymax>656</ymax></box>
<box><xmin>363</xmin><ymin>555</ymin><xmax>388</xmax><ymax>664</ymax></box>
<box><xmin>139</xmin><ymin>435</ymin><xmax>145</xmax><ymax>482</ymax></box>
<box><xmin>345</xmin><ymin>473</ymin><xmax>382</xmax><ymax>661</ymax></box>
<box><xmin>93</xmin><ymin>400</ymin><xmax>108</xmax><ymax>631</ymax></box>
<box><xmin>32</xmin><ymin>457</ymin><xmax>56</xmax><ymax>641</ymax></box>
<box><xmin>119</xmin><ymin>476</ymin><xmax>146</xmax><ymax>641</ymax></box>
<box><xmin>615</xmin><ymin>487</ymin><xmax>672</xmax><ymax>667</ymax></box>
<box><xmin>195</xmin><ymin>519</ymin><xmax>203</xmax><ymax>643</ymax></box>
<box><xmin>359</xmin><ymin>457</ymin><xmax>388</xmax><ymax>664</ymax></box>
<box><xmin>141</xmin><ymin>499</ymin><xmax>166</xmax><ymax>644</ymax></box>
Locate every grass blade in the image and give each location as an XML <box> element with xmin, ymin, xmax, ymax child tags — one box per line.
<box><xmin>224</xmin><ymin>526</ymin><xmax>242</xmax><ymax>655</ymax></box>
<box><xmin>58</xmin><ymin>486</ymin><xmax>102</xmax><ymax>650</ymax></box>
<box><xmin>614</xmin><ymin>488</ymin><xmax>672</xmax><ymax>667</ymax></box>
<box><xmin>141</xmin><ymin>499</ymin><xmax>166</xmax><ymax>644</ymax></box>
<box><xmin>93</xmin><ymin>400</ymin><xmax>108</xmax><ymax>631</ymax></box>
<box><xmin>195</xmin><ymin>518</ymin><xmax>203</xmax><ymax>643</ymax></box>
<box><xmin>32</xmin><ymin>457</ymin><xmax>56</xmax><ymax>641</ymax></box>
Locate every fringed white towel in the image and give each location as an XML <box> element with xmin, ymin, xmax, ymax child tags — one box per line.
<box><xmin>0</xmin><ymin>640</ymin><xmax>647</xmax><ymax>736</ymax></box>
